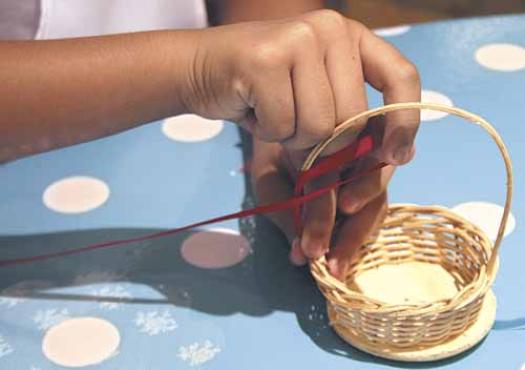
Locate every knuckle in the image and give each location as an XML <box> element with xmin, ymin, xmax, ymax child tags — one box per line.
<box><xmin>289</xmin><ymin>20</ymin><xmax>318</xmax><ymax>44</ymax></box>
<box><xmin>395</xmin><ymin>60</ymin><xmax>420</xmax><ymax>85</ymax></box>
<box><xmin>307</xmin><ymin>121</ymin><xmax>335</xmax><ymax>142</ymax></box>
<box><xmin>275</xmin><ymin>125</ymin><xmax>295</xmax><ymax>141</ymax></box>
<box><xmin>250</xmin><ymin>42</ymin><xmax>286</xmax><ymax>69</ymax></box>
<box><xmin>317</xmin><ymin>125</ymin><xmax>335</xmax><ymax>141</ymax></box>
<box><xmin>346</xmin><ymin>18</ymin><xmax>367</xmax><ymax>33</ymax></box>
<box><xmin>313</xmin><ymin>9</ymin><xmax>347</xmax><ymax>30</ymax></box>
<box><xmin>290</xmin><ymin>119</ymin><xmax>334</xmax><ymax>149</ymax></box>
<box><xmin>260</xmin><ymin>123</ymin><xmax>294</xmax><ymax>142</ymax></box>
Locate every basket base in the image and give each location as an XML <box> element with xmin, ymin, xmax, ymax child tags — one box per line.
<box><xmin>327</xmin><ymin>289</ymin><xmax>496</xmax><ymax>362</ymax></box>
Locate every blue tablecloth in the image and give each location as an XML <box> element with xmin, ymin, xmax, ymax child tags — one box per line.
<box><xmin>1</xmin><ymin>14</ymin><xmax>524</xmax><ymax>370</ymax></box>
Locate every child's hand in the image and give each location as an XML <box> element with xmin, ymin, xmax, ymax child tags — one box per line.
<box><xmin>188</xmin><ymin>9</ymin><xmax>420</xmax><ymax>164</ymax></box>
<box><xmin>193</xmin><ymin>10</ymin><xmax>420</xmax><ymax>279</ymax></box>
<box><xmin>251</xmin><ymin>137</ymin><xmax>394</xmax><ymax>279</ymax></box>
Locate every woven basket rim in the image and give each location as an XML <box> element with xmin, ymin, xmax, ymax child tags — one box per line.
<box><xmin>312</xmin><ymin>204</ymin><xmax>498</xmax><ymax>315</ymax></box>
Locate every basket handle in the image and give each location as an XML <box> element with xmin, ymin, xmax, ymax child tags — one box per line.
<box><xmin>302</xmin><ymin>102</ymin><xmax>513</xmax><ymax>278</ymax></box>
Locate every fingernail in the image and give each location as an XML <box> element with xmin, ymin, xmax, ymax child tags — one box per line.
<box><xmin>342</xmin><ymin>195</ymin><xmax>361</xmax><ymax>214</ymax></box>
<box><xmin>328</xmin><ymin>259</ymin><xmax>347</xmax><ymax>281</ymax></box>
<box><xmin>327</xmin><ymin>259</ymin><xmax>340</xmax><ymax>276</ymax></box>
<box><xmin>393</xmin><ymin>145</ymin><xmax>411</xmax><ymax>164</ymax></box>
<box><xmin>301</xmin><ymin>238</ymin><xmax>325</xmax><ymax>259</ymax></box>
<box><xmin>393</xmin><ymin>144</ymin><xmax>416</xmax><ymax>165</ymax></box>
<box><xmin>290</xmin><ymin>238</ymin><xmax>307</xmax><ymax>265</ymax></box>
<box><xmin>289</xmin><ymin>251</ymin><xmax>306</xmax><ymax>266</ymax></box>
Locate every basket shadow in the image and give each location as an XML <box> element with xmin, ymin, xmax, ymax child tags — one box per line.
<box><xmin>493</xmin><ymin>318</ymin><xmax>525</xmax><ymax>330</ymax></box>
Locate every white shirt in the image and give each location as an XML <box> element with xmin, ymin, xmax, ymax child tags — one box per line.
<box><xmin>0</xmin><ymin>0</ymin><xmax>208</xmax><ymax>40</ymax></box>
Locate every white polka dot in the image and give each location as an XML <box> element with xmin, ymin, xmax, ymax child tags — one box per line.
<box><xmin>374</xmin><ymin>25</ymin><xmax>411</xmax><ymax>37</ymax></box>
<box><xmin>452</xmin><ymin>201</ymin><xmax>516</xmax><ymax>241</ymax></box>
<box><xmin>42</xmin><ymin>317</ymin><xmax>120</xmax><ymax>368</ymax></box>
<box><xmin>181</xmin><ymin>228</ymin><xmax>251</xmax><ymax>269</ymax></box>
<box><xmin>43</xmin><ymin>176</ymin><xmax>109</xmax><ymax>214</ymax></box>
<box><xmin>420</xmin><ymin>90</ymin><xmax>454</xmax><ymax>121</ymax></box>
<box><xmin>162</xmin><ymin>114</ymin><xmax>224</xmax><ymax>142</ymax></box>
<box><xmin>475</xmin><ymin>43</ymin><xmax>525</xmax><ymax>72</ymax></box>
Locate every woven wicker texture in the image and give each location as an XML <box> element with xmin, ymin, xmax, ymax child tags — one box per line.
<box><xmin>304</xmin><ymin>103</ymin><xmax>513</xmax><ymax>351</ymax></box>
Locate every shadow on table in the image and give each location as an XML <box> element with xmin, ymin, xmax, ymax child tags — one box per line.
<box><xmin>493</xmin><ymin>318</ymin><xmax>525</xmax><ymax>331</ymax></box>
<box><xmin>0</xmin><ymin>217</ymin><xmax>481</xmax><ymax>369</ymax></box>
<box><xmin>0</xmin><ymin>131</ymin><xmax>480</xmax><ymax>369</ymax></box>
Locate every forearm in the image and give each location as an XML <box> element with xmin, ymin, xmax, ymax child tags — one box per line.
<box><xmin>0</xmin><ymin>30</ymin><xmax>199</xmax><ymax>162</ymax></box>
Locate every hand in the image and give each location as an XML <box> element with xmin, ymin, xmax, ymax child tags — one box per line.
<box><xmin>251</xmin><ymin>137</ymin><xmax>394</xmax><ymax>279</ymax></box>
<box><xmin>186</xmin><ymin>9</ymin><xmax>420</xmax><ymax>162</ymax></box>
<box><xmin>192</xmin><ymin>10</ymin><xmax>420</xmax><ymax>278</ymax></box>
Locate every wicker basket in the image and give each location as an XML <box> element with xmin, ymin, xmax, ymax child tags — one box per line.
<box><xmin>305</xmin><ymin>102</ymin><xmax>513</xmax><ymax>361</ymax></box>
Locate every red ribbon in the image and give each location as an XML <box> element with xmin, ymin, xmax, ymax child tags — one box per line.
<box><xmin>0</xmin><ymin>135</ymin><xmax>384</xmax><ymax>267</ymax></box>
<box><xmin>293</xmin><ymin>135</ymin><xmax>375</xmax><ymax>235</ymax></box>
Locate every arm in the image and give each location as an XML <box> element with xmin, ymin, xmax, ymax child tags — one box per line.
<box><xmin>0</xmin><ymin>31</ymin><xmax>199</xmax><ymax>162</ymax></box>
<box><xmin>0</xmin><ymin>0</ymin><xmax>321</xmax><ymax>163</ymax></box>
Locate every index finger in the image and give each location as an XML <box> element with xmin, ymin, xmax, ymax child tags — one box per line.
<box><xmin>358</xmin><ymin>26</ymin><xmax>421</xmax><ymax>165</ymax></box>
<box><xmin>287</xmin><ymin>149</ymin><xmax>337</xmax><ymax>261</ymax></box>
